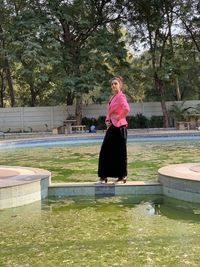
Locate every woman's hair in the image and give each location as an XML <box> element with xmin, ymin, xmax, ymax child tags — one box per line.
<box><xmin>110</xmin><ymin>76</ymin><xmax>124</xmax><ymax>89</ymax></box>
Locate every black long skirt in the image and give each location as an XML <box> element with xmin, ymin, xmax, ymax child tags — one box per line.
<box><xmin>98</xmin><ymin>125</ymin><xmax>128</xmax><ymax>178</ymax></box>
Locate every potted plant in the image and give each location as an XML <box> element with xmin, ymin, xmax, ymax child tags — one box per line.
<box><xmin>187</xmin><ymin>104</ymin><xmax>200</xmax><ymax>129</ymax></box>
<box><xmin>169</xmin><ymin>102</ymin><xmax>192</xmax><ymax>130</ymax></box>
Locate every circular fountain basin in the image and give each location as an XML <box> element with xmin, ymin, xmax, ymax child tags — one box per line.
<box><xmin>158</xmin><ymin>163</ymin><xmax>200</xmax><ymax>203</ymax></box>
<box><xmin>0</xmin><ymin>166</ymin><xmax>50</xmax><ymax>209</ymax></box>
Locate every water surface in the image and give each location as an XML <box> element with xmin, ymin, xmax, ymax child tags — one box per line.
<box><xmin>1</xmin><ymin>195</ymin><xmax>200</xmax><ymax>266</ymax></box>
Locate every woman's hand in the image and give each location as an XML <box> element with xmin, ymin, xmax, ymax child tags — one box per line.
<box><xmin>106</xmin><ymin>121</ymin><xmax>112</xmax><ymax>129</ymax></box>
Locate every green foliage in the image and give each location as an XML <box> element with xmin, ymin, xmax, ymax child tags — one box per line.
<box><xmin>149</xmin><ymin>116</ymin><xmax>163</xmax><ymax>128</ymax></box>
<box><xmin>0</xmin><ymin>0</ymin><xmax>199</xmax><ymax>111</ymax></box>
<box><xmin>127</xmin><ymin>114</ymin><xmax>163</xmax><ymax>129</ymax></box>
<box><xmin>82</xmin><ymin>115</ymin><xmax>164</xmax><ymax>129</ymax></box>
<box><xmin>126</xmin><ymin>0</ymin><xmax>200</xmax><ymax>128</ymax></box>
<box><xmin>81</xmin><ymin>117</ymin><xmax>97</xmax><ymax>129</ymax></box>
<box><xmin>96</xmin><ymin>116</ymin><xmax>107</xmax><ymax>130</ymax></box>
<box><xmin>168</xmin><ymin>102</ymin><xmax>192</xmax><ymax>122</ymax></box>
<box><xmin>192</xmin><ymin>104</ymin><xmax>200</xmax><ymax>114</ymax></box>
<box><xmin>81</xmin><ymin>116</ymin><xmax>108</xmax><ymax>130</ymax></box>
<box><xmin>127</xmin><ymin>114</ymin><xmax>149</xmax><ymax>128</ymax></box>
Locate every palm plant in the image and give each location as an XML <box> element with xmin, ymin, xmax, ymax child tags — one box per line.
<box><xmin>192</xmin><ymin>104</ymin><xmax>200</xmax><ymax>114</ymax></box>
<box><xmin>169</xmin><ymin>102</ymin><xmax>192</xmax><ymax>122</ymax></box>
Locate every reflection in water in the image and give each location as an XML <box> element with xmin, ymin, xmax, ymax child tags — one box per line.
<box><xmin>160</xmin><ymin>197</ymin><xmax>200</xmax><ymax>222</ymax></box>
<box><xmin>1</xmin><ymin>195</ymin><xmax>200</xmax><ymax>267</ymax></box>
<box><xmin>145</xmin><ymin>203</ymin><xmax>161</xmax><ymax>216</ymax></box>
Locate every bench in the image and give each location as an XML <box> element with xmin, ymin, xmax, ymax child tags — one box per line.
<box><xmin>52</xmin><ymin>126</ymin><xmax>65</xmax><ymax>134</ymax></box>
<box><xmin>64</xmin><ymin>119</ymin><xmax>77</xmax><ymax>134</ymax></box>
<box><xmin>71</xmin><ymin>125</ymin><xmax>86</xmax><ymax>133</ymax></box>
<box><xmin>0</xmin><ymin>132</ymin><xmax>5</xmax><ymax>139</ymax></box>
<box><xmin>176</xmin><ymin>121</ymin><xmax>191</xmax><ymax>130</ymax></box>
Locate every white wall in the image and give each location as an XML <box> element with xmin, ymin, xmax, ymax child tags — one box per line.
<box><xmin>82</xmin><ymin>100</ymin><xmax>200</xmax><ymax>118</ymax></box>
<box><xmin>0</xmin><ymin>106</ymin><xmax>67</xmax><ymax>132</ymax></box>
<box><xmin>0</xmin><ymin>100</ymin><xmax>199</xmax><ymax>132</ymax></box>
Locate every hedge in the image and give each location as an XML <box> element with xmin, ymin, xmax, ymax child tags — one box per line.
<box><xmin>82</xmin><ymin>114</ymin><xmax>164</xmax><ymax>130</ymax></box>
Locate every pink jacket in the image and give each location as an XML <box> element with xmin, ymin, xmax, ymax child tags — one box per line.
<box><xmin>106</xmin><ymin>91</ymin><xmax>130</xmax><ymax>127</ymax></box>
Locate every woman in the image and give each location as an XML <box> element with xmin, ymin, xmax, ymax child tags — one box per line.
<box><xmin>97</xmin><ymin>76</ymin><xmax>130</xmax><ymax>183</ymax></box>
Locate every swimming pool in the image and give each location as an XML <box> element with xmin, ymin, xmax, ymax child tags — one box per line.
<box><xmin>1</xmin><ymin>134</ymin><xmax>200</xmax><ymax>266</ymax></box>
<box><xmin>1</xmin><ymin>132</ymin><xmax>200</xmax><ymax>149</ymax></box>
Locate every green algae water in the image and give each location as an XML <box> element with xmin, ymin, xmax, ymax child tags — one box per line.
<box><xmin>1</xmin><ymin>195</ymin><xmax>200</xmax><ymax>267</ymax></box>
<box><xmin>1</xmin><ymin>139</ymin><xmax>200</xmax><ymax>183</ymax></box>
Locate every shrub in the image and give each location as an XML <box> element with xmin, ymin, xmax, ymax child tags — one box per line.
<box><xmin>127</xmin><ymin>116</ymin><xmax>137</xmax><ymax>128</ymax></box>
<box><xmin>81</xmin><ymin>117</ymin><xmax>97</xmax><ymax>130</ymax></box>
<box><xmin>149</xmin><ymin>116</ymin><xmax>163</xmax><ymax>128</ymax></box>
<box><xmin>82</xmin><ymin>114</ymin><xmax>164</xmax><ymax>130</ymax></box>
<box><xmin>96</xmin><ymin>116</ymin><xmax>106</xmax><ymax>130</ymax></box>
<box><xmin>127</xmin><ymin>114</ymin><xmax>149</xmax><ymax>128</ymax></box>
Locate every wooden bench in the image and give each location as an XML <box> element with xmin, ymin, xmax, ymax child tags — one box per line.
<box><xmin>176</xmin><ymin>121</ymin><xmax>191</xmax><ymax>130</ymax></box>
<box><xmin>71</xmin><ymin>125</ymin><xmax>86</xmax><ymax>133</ymax></box>
<box><xmin>52</xmin><ymin>126</ymin><xmax>65</xmax><ymax>134</ymax></box>
<box><xmin>63</xmin><ymin>119</ymin><xmax>77</xmax><ymax>134</ymax></box>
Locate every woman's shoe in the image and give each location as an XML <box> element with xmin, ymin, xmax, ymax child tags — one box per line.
<box><xmin>115</xmin><ymin>177</ymin><xmax>127</xmax><ymax>184</ymax></box>
<box><xmin>103</xmin><ymin>177</ymin><xmax>108</xmax><ymax>183</ymax></box>
<box><xmin>95</xmin><ymin>177</ymin><xmax>108</xmax><ymax>184</ymax></box>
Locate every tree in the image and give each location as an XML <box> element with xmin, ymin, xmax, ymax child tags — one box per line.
<box><xmin>11</xmin><ymin>7</ymin><xmax>59</xmax><ymax>106</ymax></box>
<box><xmin>125</xmin><ymin>0</ymin><xmax>200</xmax><ymax>127</ymax></box>
<box><xmin>176</xmin><ymin>0</ymin><xmax>200</xmax><ymax>53</ymax></box>
<box><xmin>127</xmin><ymin>0</ymin><xmax>172</xmax><ymax>127</ymax></box>
<box><xmin>37</xmin><ymin>0</ymin><xmax>129</xmax><ymax>124</ymax></box>
<box><xmin>0</xmin><ymin>2</ymin><xmax>16</xmax><ymax>107</ymax></box>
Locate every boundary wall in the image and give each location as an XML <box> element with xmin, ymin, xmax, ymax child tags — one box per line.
<box><xmin>0</xmin><ymin>100</ymin><xmax>199</xmax><ymax>132</ymax></box>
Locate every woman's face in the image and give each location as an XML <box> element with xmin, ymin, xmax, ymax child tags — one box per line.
<box><xmin>111</xmin><ymin>79</ymin><xmax>121</xmax><ymax>94</ymax></box>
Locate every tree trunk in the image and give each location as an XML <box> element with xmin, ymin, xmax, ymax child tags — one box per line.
<box><xmin>165</xmin><ymin>3</ymin><xmax>182</xmax><ymax>101</ymax></box>
<box><xmin>0</xmin><ymin>71</ymin><xmax>4</xmax><ymax>107</ymax></box>
<box><xmin>0</xmin><ymin>25</ymin><xmax>15</xmax><ymax>107</ymax></box>
<box><xmin>0</xmin><ymin>90</ymin><xmax>3</xmax><ymax>107</ymax></box>
<box><xmin>175</xmin><ymin>77</ymin><xmax>181</xmax><ymax>101</ymax></box>
<box><xmin>30</xmin><ymin>83</ymin><xmax>36</xmax><ymax>107</ymax></box>
<box><xmin>75</xmin><ymin>93</ymin><xmax>82</xmax><ymax>125</ymax></box>
<box><xmin>66</xmin><ymin>91</ymin><xmax>75</xmax><ymax>105</ymax></box>
<box><xmin>4</xmin><ymin>62</ymin><xmax>16</xmax><ymax>107</ymax></box>
<box><xmin>160</xmin><ymin>98</ymin><xmax>169</xmax><ymax>128</ymax></box>
<box><xmin>154</xmin><ymin>73</ymin><xmax>169</xmax><ymax>128</ymax></box>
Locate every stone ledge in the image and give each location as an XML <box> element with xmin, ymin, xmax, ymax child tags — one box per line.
<box><xmin>48</xmin><ymin>181</ymin><xmax>162</xmax><ymax>197</ymax></box>
<box><xmin>49</xmin><ymin>181</ymin><xmax>161</xmax><ymax>187</ymax></box>
<box><xmin>158</xmin><ymin>163</ymin><xmax>200</xmax><ymax>203</ymax></box>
